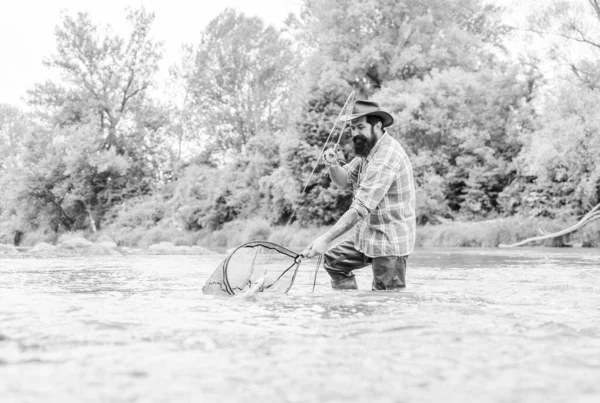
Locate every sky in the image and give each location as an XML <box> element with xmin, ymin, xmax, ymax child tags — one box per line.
<box><xmin>0</xmin><ymin>0</ymin><xmax>303</xmax><ymax>107</ymax></box>
<box><xmin>0</xmin><ymin>0</ymin><xmax>584</xmax><ymax>108</ymax></box>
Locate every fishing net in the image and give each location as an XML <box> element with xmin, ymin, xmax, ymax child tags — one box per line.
<box><xmin>202</xmin><ymin>241</ymin><xmax>303</xmax><ymax>295</ymax></box>
<box><xmin>202</xmin><ymin>92</ymin><xmax>355</xmax><ymax>297</ymax></box>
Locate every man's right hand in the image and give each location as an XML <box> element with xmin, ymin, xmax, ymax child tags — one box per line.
<box><xmin>323</xmin><ymin>146</ymin><xmax>339</xmax><ymax>167</ymax></box>
<box><xmin>302</xmin><ymin>235</ymin><xmax>330</xmax><ymax>258</ymax></box>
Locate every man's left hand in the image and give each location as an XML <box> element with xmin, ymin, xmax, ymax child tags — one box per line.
<box><xmin>302</xmin><ymin>235</ymin><xmax>329</xmax><ymax>258</ymax></box>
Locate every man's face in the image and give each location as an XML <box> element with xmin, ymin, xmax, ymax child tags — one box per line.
<box><xmin>350</xmin><ymin>116</ymin><xmax>378</xmax><ymax>157</ymax></box>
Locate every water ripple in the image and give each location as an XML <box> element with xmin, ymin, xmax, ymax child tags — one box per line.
<box><xmin>1</xmin><ymin>249</ymin><xmax>599</xmax><ymax>402</ymax></box>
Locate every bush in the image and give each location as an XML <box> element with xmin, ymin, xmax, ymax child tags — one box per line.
<box><xmin>0</xmin><ymin>220</ymin><xmax>17</xmax><ymax>245</ymax></box>
<box><xmin>581</xmin><ymin>220</ymin><xmax>600</xmax><ymax>247</ymax></box>
<box><xmin>415</xmin><ymin>216</ymin><xmax>582</xmax><ymax>248</ymax></box>
<box><xmin>173</xmin><ymin>232</ymin><xmax>202</xmax><ymax>246</ymax></box>
<box><xmin>136</xmin><ymin>226</ymin><xmax>182</xmax><ymax>248</ymax></box>
<box><xmin>194</xmin><ymin>219</ymin><xmax>328</xmax><ymax>251</ymax></box>
<box><xmin>268</xmin><ymin>224</ymin><xmax>335</xmax><ymax>249</ymax></box>
<box><xmin>241</xmin><ymin>218</ymin><xmax>272</xmax><ymax>243</ymax></box>
<box><xmin>196</xmin><ymin>218</ymin><xmax>272</xmax><ymax>248</ymax></box>
<box><xmin>57</xmin><ymin>231</ymin><xmax>90</xmax><ymax>243</ymax></box>
<box><xmin>20</xmin><ymin>229</ymin><xmax>60</xmax><ymax>246</ymax></box>
<box><xmin>99</xmin><ymin>222</ymin><xmax>182</xmax><ymax>248</ymax></box>
<box><xmin>105</xmin><ymin>196</ymin><xmax>166</xmax><ymax>230</ymax></box>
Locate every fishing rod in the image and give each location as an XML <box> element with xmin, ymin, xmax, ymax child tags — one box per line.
<box><xmin>280</xmin><ymin>90</ymin><xmax>356</xmax><ymax>292</ymax></box>
<box><xmin>284</xmin><ymin>90</ymin><xmax>356</xmax><ymax>232</ymax></box>
<box><xmin>202</xmin><ymin>93</ymin><xmax>358</xmax><ymax>297</ymax></box>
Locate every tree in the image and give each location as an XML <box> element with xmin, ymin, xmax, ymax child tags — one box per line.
<box><xmin>528</xmin><ymin>0</ymin><xmax>600</xmax><ymax>89</ymax></box>
<box><xmin>506</xmin><ymin>82</ymin><xmax>600</xmax><ymax>217</ymax></box>
<box><xmin>0</xmin><ymin>104</ymin><xmax>32</xmax><ymax>243</ymax></box>
<box><xmin>0</xmin><ymin>104</ymin><xmax>29</xmax><ymax>173</ymax></box>
<box><xmin>30</xmin><ymin>8</ymin><xmax>163</xmax><ymax>150</ymax></box>
<box><xmin>174</xmin><ymin>8</ymin><xmax>297</xmax><ymax>158</ymax></box>
<box><xmin>299</xmin><ymin>0</ymin><xmax>508</xmax><ymax>96</ymax></box>
<box><xmin>285</xmin><ymin>0</ymin><xmax>516</xmax><ymax>224</ymax></box>
<box><xmin>159</xmin><ymin>9</ymin><xmax>301</xmax><ymax>230</ymax></box>
<box><xmin>502</xmin><ymin>0</ymin><xmax>600</xmax><ymax>217</ymax></box>
<box><xmin>377</xmin><ymin>65</ymin><xmax>538</xmax><ymax>218</ymax></box>
<box><xmin>10</xmin><ymin>7</ymin><xmax>167</xmax><ymax>235</ymax></box>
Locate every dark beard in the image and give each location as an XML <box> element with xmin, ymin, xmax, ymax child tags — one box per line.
<box><xmin>353</xmin><ymin>131</ymin><xmax>376</xmax><ymax>157</ymax></box>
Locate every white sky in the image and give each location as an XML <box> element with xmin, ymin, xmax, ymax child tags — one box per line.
<box><xmin>0</xmin><ymin>0</ymin><xmax>302</xmax><ymax>107</ymax></box>
<box><xmin>0</xmin><ymin>0</ymin><xmax>587</xmax><ymax>109</ymax></box>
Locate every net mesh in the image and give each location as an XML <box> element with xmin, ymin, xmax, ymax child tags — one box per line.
<box><xmin>202</xmin><ymin>241</ymin><xmax>302</xmax><ymax>295</ymax></box>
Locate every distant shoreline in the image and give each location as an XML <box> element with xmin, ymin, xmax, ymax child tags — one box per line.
<box><xmin>5</xmin><ymin>216</ymin><xmax>599</xmax><ymax>255</ymax></box>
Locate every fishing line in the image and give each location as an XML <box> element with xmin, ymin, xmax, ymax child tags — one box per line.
<box><xmin>282</xmin><ymin>90</ymin><xmax>356</xmax><ymax>233</ymax></box>
<box><xmin>265</xmin><ymin>91</ymin><xmax>356</xmax><ymax>293</ymax></box>
<box><xmin>202</xmin><ymin>94</ymin><xmax>357</xmax><ymax>296</ymax></box>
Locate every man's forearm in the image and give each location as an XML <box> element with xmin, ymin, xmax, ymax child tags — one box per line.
<box><xmin>329</xmin><ymin>165</ymin><xmax>348</xmax><ymax>188</ymax></box>
<box><xmin>323</xmin><ymin>208</ymin><xmax>361</xmax><ymax>243</ymax></box>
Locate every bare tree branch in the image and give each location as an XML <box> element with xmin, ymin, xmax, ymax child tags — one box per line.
<box><xmin>514</xmin><ymin>26</ymin><xmax>600</xmax><ymax>50</ymax></box>
<box><xmin>589</xmin><ymin>0</ymin><xmax>600</xmax><ymax>21</ymax></box>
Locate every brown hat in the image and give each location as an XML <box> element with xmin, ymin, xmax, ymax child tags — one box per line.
<box><xmin>341</xmin><ymin>100</ymin><xmax>394</xmax><ymax>128</ymax></box>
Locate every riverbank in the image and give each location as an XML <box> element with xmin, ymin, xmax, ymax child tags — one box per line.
<box><xmin>416</xmin><ymin>216</ymin><xmax>600</xmax><ymax>248</ymax></box>
<box><xmin>198</xmin><ymin>216</ymin><xmax>600</xmax><ymax>249</ymax></box>
<box><xmin>6</xmin><ymin>215</ymin><xmax>599</xmax><ymax>256</ymax></box>
<box><xmin>0</xmin><ymin>234</ymin><xmax>217</xmax><ymax>258</ymax></box>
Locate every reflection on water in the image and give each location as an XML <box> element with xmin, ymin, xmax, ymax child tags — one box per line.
<box><xmin>1</xmin><ymin>248</ymin><xmax>599</xmax><ymax>402</ymax></box>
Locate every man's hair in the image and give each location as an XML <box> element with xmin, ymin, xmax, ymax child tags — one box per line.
<box><xmin>366</xmin><ymin>115</ymin><xmax>384</xmax><ymax>131</ymax></box>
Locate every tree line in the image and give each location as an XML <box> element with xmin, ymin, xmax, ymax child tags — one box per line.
<box><xmin>1</xmin><ymin>0</ymin><xmax>599</xmax><ymax>245</ymax></box>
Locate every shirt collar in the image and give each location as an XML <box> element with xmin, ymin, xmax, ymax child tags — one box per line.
<box><xmin>363</xmin><ymin>132</ymin><xmax>389</xmax><ymax>162</ymax></box>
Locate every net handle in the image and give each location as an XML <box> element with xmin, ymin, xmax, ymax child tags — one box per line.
<box><xmin>311</xmin><ymin>255</ymin><xmax>322</xmax><ymax>292</ymax></box>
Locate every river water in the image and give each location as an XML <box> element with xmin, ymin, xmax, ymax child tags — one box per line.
<box><xmin>1</xmin><ymin>247</ymin><xmax>599</xmax><ymax>403</ymax></box>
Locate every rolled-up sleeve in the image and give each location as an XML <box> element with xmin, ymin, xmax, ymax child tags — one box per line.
<box><xmin>351</xmin><ymin>161</ymin><xmax>395</xmax><ymax>217</ymax></box>
<box><xmin>350</xmin><ymin>198</ymin><xmax>369</xmax><ymax>218</ymax></box>
<box><xmin>343</xmin><ymin>157</ymin><xmax>361</xmax><ymax>189</ymax></box>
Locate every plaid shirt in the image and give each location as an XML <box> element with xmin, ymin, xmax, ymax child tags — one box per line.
<box><xmin>343</xmin><ymin>133</ymin><xmax>416</xmax><ymax>257</ymax></box>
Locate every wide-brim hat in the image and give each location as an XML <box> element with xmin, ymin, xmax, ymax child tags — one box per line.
<box><xmin>341</xmin><ymin>100</ymin><xmax>394</xmax><ymax>128</ymax></box>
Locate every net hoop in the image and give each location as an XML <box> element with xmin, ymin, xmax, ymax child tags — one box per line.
<box><xmin>218</xmin><ymin>241</ymin><xmax>302</xmax><ymax>295</ymax></box>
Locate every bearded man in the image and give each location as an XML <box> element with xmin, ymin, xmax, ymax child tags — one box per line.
<box><xmin>302</xmin><ymin>100</ymin><xmax>416</xmax><ymax>290</ymax></box>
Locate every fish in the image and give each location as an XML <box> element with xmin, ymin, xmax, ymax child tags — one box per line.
<box><xmin>239</xmin><ymin>276</ymin><xmax>265</xmax><ymax>301</ymax></box>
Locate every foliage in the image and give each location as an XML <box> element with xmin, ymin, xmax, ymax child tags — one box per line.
<box><xmin>194</xmin><ymin>218</ymin><xmax>272</xmax><ymax>248</ymax></box>
<box><xmin>415</xmin><ymin>216</ymin><xmax>578</xmax><ymax>248</ymax></box>
<box><xmin>2</xmin><ymin>1</ymin><xmax>600</xmax><ymax>248</ymax></box>
<box><xmin>0</xmin><ymin>104</ymin><xmax>29</xmax><ymax>173</ymax></box>
<box><xmin>104</xmin><ymin>195</ymin><xmax>166</xmax><ymax>230</ymax></box>
<box><xmin>507</xmin><ymin>83</ymin><xmax>600</xmax><ymax>217</ymax></box>
<box><xmin>507</xmin><ymin>0</ymin><xmax>600</xmax><ymax>218</ymax></box>
<box><xmin>528</xmin><ymin>0</ymin><xmax>600</xmax><ymax>89</ymax></box>
<box><xmin>166</xmin><ymin>163</ymin><xmax>223</xmax><ymax>230</ymax></box>
<box><xmin>30</xmin><ymin>8</ymin><xmax>163</xmax><ymax>148</ymax></box>
<box><xmin>284</xmin><ymin>0</ymin><xmax>523</xmax><ymax>224</ymax></box>
<box><xmin>173</xmin><ymin>8</ymin><xmax>297</xmax><ymax>158</ymax></box>
<box><xmin>378</xmin><ymin>65</ymin><xmax>538</xmax><ymax>218</ymax></box>
<box><xmin>581</xmin><ymin>220</ymin><xmax>600</xmax><ymax>247</ymax></box>
<box><xmin>299</xmin><ymin>0</ymin><xmax>508</xmax><ymax>95</ymax></box>
<box><xmin>268</xmin><ymin>223</ymin><xmax>336</xmax><ymax>249</ymax></box>
<box><xmin>0</xmin><ymin>7</ymin><xmax>168</xmax><ymax>241</ymax></box>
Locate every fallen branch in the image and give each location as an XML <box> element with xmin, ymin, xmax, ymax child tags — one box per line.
<box><xmin>499</xmin><ymin>203</ymin><xmax>600</xmax><ymax>248</ymax></box>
